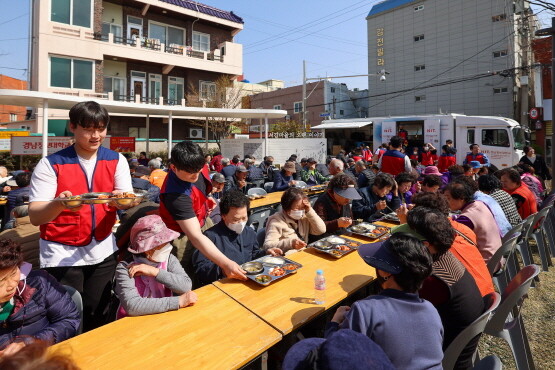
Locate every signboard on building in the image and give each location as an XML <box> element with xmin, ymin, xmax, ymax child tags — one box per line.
<box><xmin>320</xmin><ymin>112</ymin><xmax>331</xmax><ymax>117</ymax></box>
<box><xmin>221</xmin><ymin>138</ymin><xmax>327</xmax><ymax>164</ymax></box>
<box><xmin>110</xmin><ymin>137</ymin><xmax>135</xmax><ymax>152</ymax></box>
<box><xmin>11</xmin><ymin>136</ymin><xmax>73</xmax><ymax>155</ymax></box>
<box><xmin>0</xmin><ymin>130</ymin><xmax>29</xmax><ymax>151</ymax></box>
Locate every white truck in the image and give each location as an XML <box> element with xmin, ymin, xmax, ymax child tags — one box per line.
<box><xmin>312</xmin><ymin>114</ymin><xmax>528</xmax><ymax>169</ymax></box>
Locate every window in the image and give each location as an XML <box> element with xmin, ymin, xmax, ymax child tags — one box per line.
<box><xmin>294</xmin><ymin>101</ymin><xmax>303</xmax><ymax>113</ymax></box>
<box><xmin>414</xmin><ymin>64</ymin><xmax>425</xmax><ymax>71</ymax></box>
<box><xmin>149</xmin><ymin>74</ymin><xmax>162</xmax><ymax>100</ymax></box>
<box><xmin>102</xmin><ymin>22</ymin><xmax>122</xmax><ymax>40</ymax></box>
<box><xmin>414</xmin><ymin>34</ymin><xmax>424</xmax><ymax>42</ymax></box>
<box><xmin>482</xmin><ymin>129</ymin><xmax>510</xmax><ymax>147</ymax></box>
<box><xmin>330</xmin><ymin>87</ymin><xmax>336</xmax><ymax>93</ymax></box>
<box><xmin>339</xmin><ymin>110</ymin><xmax>344</xmax><ymax>115</ymax></box>
<box><xmin>51</xmin><ymin>0</ymin><xmax>91</xmax><ymax>28</ymax></box>
<box><xmin>273</xmin><ymin>105</ymin><xmax>282</xmax><ymax>110</ymax></box>
<box><xmin>193</xmin><ymin>31</ymin><xmax>210</xmax><ymax>52</ymax></box>
<box><xmin>129</xmin><ymin>127</ymin><xmax>147</xmax><ymax>138</ymax></box>
<box><xmin>493</xmin><ymin>50</ymin><xmax>508</xmax><ymax>58</ymax></box>
<box><xmin>148</xmin><ymin>22</ymin><xmax>185</xmax><ymax>46</ymax></box>
<box><xmin>200</xmin><ymin>81</ymin><xmax>216</xmax><ymax>101</ymax></box>
<box><xmin>9</xmin><ymin>113</ymin><xmax>17</xmax><ymax>122</ymax></box>
<box><xmin>414</xmin><ymin>4</ymin><xmax>424</xmax><ymax>12</ymax></box>
<box><xmin>168</xmin><ymin>77</ymin><xmax>184</xmax><ymax>105</ymax></box>
<box><xmin>492</xmin><ymin>14</ymin><xmax>507</xmax><ymax>22</ymax></box>
<box><xmin>103</xmin><ymin>76</ymin><xmax>126</xmax><ymax>99</ymax></box>
<box><xmin>415</xmin><ymin>95</ymin><xmax>426</xmax><ymax>102</ymax></box>
<box><xmin>50</xmin><ymin>56</ymin><xmax>93</xmax><ymax>89</ymax></box>
<box><xmin>493</xmin><ymin>87</ymin><xmax>508</xmax><ymax>94</ymax></box>
<box><xmin>467</xmin><ymin>129</ymin><xmax>475</xmax><ymax>144</ymax></box>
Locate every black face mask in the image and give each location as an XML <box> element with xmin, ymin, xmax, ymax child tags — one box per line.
<box><xmin>266</xmin><ymin>161</ymin><xmax>273</xmax><ymax>166</ymax></box>
<box><xmin>232</xmin><ymin>159</ymin><xmax>239</xmax><ymax>164</ymax></box>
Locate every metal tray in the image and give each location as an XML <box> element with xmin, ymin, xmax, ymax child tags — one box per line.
<box><xmin>54</xmin><ymin>191</ymin><xmax>147</xmax><ymax>209</ymax></box>
<box><xmin>308</xmin><ymin>236</ymin><xmax>362</xmax><ymax>259</ymax></box>
<box><xmin>245</xmin><ymin>256</ymin><xmax>302</xmax><ymax>286</ymax></box>
<box><xmin>381</xmin><ymin>212</ymin><xmax>400</xmax><ymax>223</ymax></box>
<box><xmin>347</xmin><ymin>223</ymin><xmax>390</xmax><ymax>239</ymax></box>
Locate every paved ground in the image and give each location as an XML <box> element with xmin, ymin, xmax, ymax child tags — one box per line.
<box><xmin>478</xmin><ymin>245</ymin><xmax>555</xmax><ymax>369</ymax></box>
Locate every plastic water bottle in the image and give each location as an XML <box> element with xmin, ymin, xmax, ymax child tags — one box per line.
<box><xmin>314</xmin><ymin>269</ymin><xmax>326</xmax><ymax>305</ymax></box>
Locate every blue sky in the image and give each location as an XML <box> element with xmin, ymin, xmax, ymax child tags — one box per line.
<box><xmin>0</xmin><ymin>0</ymin><xmax>552</xmax><ymax>90</ymax></box>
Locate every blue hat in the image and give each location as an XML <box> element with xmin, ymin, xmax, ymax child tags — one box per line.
<box><xmin>358</xmin><ymin>239</ymin><xmax>403</xmax><ymax>274</ymax></box>
<box><xmin>469</xmin><ymin>161</ymin><xmax>482</xmax><ymax>169</ymax></box>
<box><xmin>283</xmin><ymin>329</ymin><xmax>395</xmax><ymax>370</ymax></box>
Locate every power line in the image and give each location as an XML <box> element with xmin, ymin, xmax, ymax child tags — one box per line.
<box><xmin>0</xmin><ymin>66</ymin><xmax>28</xmax><ymax>71</ymax></box>
<box><xmin>0</xmin><ymin>13</ymin><xmax>28</xmax><ymax>27</ymax></box>
<box><xmin>0</xmin><ymin>37</ymin><xmax>28</xmax><ymax>42</ymax></box>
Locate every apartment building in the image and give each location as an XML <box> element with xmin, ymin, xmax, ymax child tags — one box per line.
<box><xmin>366</xmin><ymin>0</ymin><xmax>534</xmax><ymax>120</ymax></box>
<box><xmin>30</xmin><ymin>0</ymin><xmax>244</xmax><ymax>139</ymax></box>
<box><xmin>0</xmin><ymin>75</ymin><xmax>28</xmax><ymax>124</ymax></box>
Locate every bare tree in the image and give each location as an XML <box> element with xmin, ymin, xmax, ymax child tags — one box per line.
<box><xmin>186</xmin><ymin>75</ymin><xmax>246</xmax><ymax>149</ymax></box>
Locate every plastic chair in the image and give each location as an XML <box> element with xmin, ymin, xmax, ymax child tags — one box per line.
<box><xmin>275</xmin><ymin>204</ymin><xmax>283</xmax><ymax>213</ymax></box>
<box><xmin>488</xmin><ymin>234</ymin><xmax>519</xmax><ymax>293</ymax></box>
<box><xmin>484</xmin><ymin>264</ymin><xmax>540</xmax><ymax>370</ymax></box>
<box><xmin>247</xmin><ymin>208</ymin><xmax>274</xmax><ymax>232</ymax></box>
<box><xmin>263</xmin><ymin>182</ymin><xmax>274</xmax><ymax>193</ymax></box>
<box><xmin>248</xmin><ymin>187</ymin><xmax>268</xmax><ymax>196</ymax></box>
<box><xmin>513</xmin><ymin>213</ymin><xmax>536</xmax><ymax>272</ymax></box>
<box><xmin>529</xmin><ymin>205</ymin><xmax>553</xmax><ymax>272</ymax></box>
<box><xmin>472</xmin><ymin>355</ymin><xmax>503</xmax><ymax>370</ymax></box>
<box><xmin>309</xmin><ymin>195</ymin><xmax>320</xmax><ymax>207</ymax></box>
<box><xmin>442</xmin><ymin>292</ymin><xmax>501</xmax><ymax>370</ymax></box>
<box><xmin>256</xmin><ymin>227</ymin><xmax>266</xmax><ymax>247</ymax></box>
<box><xmin>546</xmin><ymin>205</ymin><xmax>555</xmax><ymax>256</ymax></box>
<box><xmin>63</xmin><ymin>285</ymin><xmax>83</xmax><ymax>335</ymax></box>
<box><xmin>502</xmin><ymin>222</ymin><xmax>524</xmax><ymax>245</ymax></box>
<box><xmin>251</xmin><ymin>179</ymin><xmax>265</xmax><ymax>189</ymax></box>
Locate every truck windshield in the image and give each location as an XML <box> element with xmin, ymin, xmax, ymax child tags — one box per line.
<box><xmin>512</xmin><ymin>127</ymin><xmax>526</xmax><ymax>150</ymax></box>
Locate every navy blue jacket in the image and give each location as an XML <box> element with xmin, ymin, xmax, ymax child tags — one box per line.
<box><xmin>132</xmin><ymin>177</ymin><xmax>160</xmax><ymax>203</ymax></box>
<box><xmin>247</xmin><ymin>166</ymin><xmax>264</xmax><ymax>182</ymax></box>
<box><xmin>352</xmin><ymin>187</ymin><xmax>401</xmax><ymax>222</ymax></box>
<box><xmin>272</xmin><ymin>171</ymin><xmax>294</xmax><ymax>192</ymax></box>
<box><xmin>0</xmin><ymin>270</ymin><xmax>79</xmax><ymax>346</ymax></box>
<box><xmin>193</xmin><ymin>221</ymin><xmax>266</xmax><ymax>286</ymax></box>
<box><xmin>7</xmin><ymin>186</ymin><xmax>30</xmax><ymax>219</ymax></box>
<box><xmin>221</xmin><ymin>165</ymin><xmax>237</xmax><ymax>178</ymax></box>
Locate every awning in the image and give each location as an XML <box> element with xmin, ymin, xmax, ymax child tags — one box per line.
<box><xmin>311</xmin><ymin>120</ymin><xmax>372</xmax><ymax>129</ymax></box>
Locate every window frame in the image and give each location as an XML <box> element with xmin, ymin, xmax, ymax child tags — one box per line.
<box><xmin>103</xmin><ymin>75</ymin><xmax>126</xmax><ymax>99</ymax></box>
<box><xmin>273</xmin><ymin>105</ymin><xmax>282</xmax><ymax>110</ymax></box>
<box><xmin>481</xmin><ymin>128</ymin><xmax>510</xmax><ymax>147</ymax></box>
<box><xmin>415</xmin><ymin>95</ymin><xmax>426</xmax><ymax>102</ymax></box>
<box><xmin>50</xmin><ymin>0</ymin><xmax>93</xmax><ymax>28</ymax></box>
<box><xmin>467</xmin><ymin>129</ymin><xmax>475</xmax><ymax>144</ymax></box>
<box><xmin>492</xmin><ymin>14</ymin><xmax>507</xmax><ymax>22</ymax></box>
<box><xmin>493</xmin><ymin>50</ymin><xmax>508</xmax><ymax>58</ymax></box>
<box><xmin>192</xmin><ymin>31</ymin><xmax>210</xmax><ymax>52</ymax></box>
<box><xmin>414</xmin><ymin>34</ymin><xmax>424</xmax><ymax>42</ymax></box>
<box><xmin>414</xmin><ymin>4</ymin><xmax>424</xmax><ymax>12</ymax></box>
<box><xmin>149</xmin><ymin>73</ymin><xmax>162</xmax><ymax>100</ymax></box>
<box><xmin>49</xmin><ymin>55</ymin><xmax>94</xmax><ymax>90</ymax></box>
<box><xmin>414</xmin><ymin>64</ymin><xmax>426</xmax><ymax>71</ymax></box>
<box><xmin>293</xmin><ymin>101</ymin><xmax>303</xmax><ymax>113</ymax></box>
<box><xmin>147</xmin><ymin>20</ymin><xmax>186</xmax><ymax>46</ymax></box>
<box><xmin>129</xmin><ymin>127</ymin><xmax>147</xmax><ymax>138</ymax></box>
<box><xmin>199</xmin><ymin>80</ymin><xmax>217</xmax><ymax>101</ymax></box>
<box><xmin>493</xmin><ymin>87</ymin><xmax>509</xmax><ymax>94</ymax></box>
<box><xmin>168</xmin><ymin>76</ymin><xmax>185</xmax><ymax>105</ymax></box>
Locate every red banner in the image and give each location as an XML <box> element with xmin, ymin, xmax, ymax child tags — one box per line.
<box><xmin>110</xmin><ymin>137</ymin><xmax>135</xmax><ymax>152</ymax></box>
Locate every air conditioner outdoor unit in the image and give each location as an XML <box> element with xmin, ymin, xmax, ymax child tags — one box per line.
<box><xmin>189</xmin><ymin>128</ymin><xmax>204</xmax><ymax>138</ymax></box>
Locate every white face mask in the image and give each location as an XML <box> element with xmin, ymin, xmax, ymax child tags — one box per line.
<box><xmin>289</xmin><ymin>210</ymin><xmax>305</xmax><ymax>220</ymax></box>
<box><xmin>149</xmin><ymin>244</ymin><xmax>173</xmax><ymax>263</ymax></box>
<box><xmin>227</xmin><ymin>221</ymin><xmax>247</xmax><ymax>234</ymax></box>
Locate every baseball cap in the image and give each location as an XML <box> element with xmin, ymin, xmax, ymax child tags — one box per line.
<box><xmin>211</xmin><ymin>173</ymin><xmax>226</xmax><ymax>183</ymax></box>
<box><xmin>307</xmin><ymin>158</ymin><xmax>317</xmax><ymax>164</ymax></box>
<box><xmin>469</xmin><ymin>161</ymin><xmax>482</xmax><ymax>169</ymax></box>
<box><xmin>333</xmin><ymin>184</ymin><xmax>362</xmax><ymax>200</ymax></box>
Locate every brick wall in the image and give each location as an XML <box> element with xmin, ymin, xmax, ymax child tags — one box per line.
<box><xmin>94</xmin><ymin>0</ymin><xmax>103</xmax><ymax>33</ymax></box>
<box><xmin>95</xmin><ymin>60</ymin><xmax>104</xmax><ymax>93</ymax></box>
<box><xmin>0</xmin><ymin>75</ymin><xmax>27</xmax><ymax>123</ymax></box>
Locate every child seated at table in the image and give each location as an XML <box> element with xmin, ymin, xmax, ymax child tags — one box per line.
<box><xmin>114</xmin><ymin>215</ymin><xmax>197</xmax><ymax>318</ymax></box>
<box><xmin>193</xmin><ymin>190</ymin><xmax>283</xmax><ymax>287</ymax></box>
<box><xmin>326</xmin><ymin>234</ymin><xmax>443</xmax><ymax>370</ymax></box>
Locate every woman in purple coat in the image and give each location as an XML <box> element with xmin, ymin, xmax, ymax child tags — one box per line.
<box><xmin>0</xmin><ymin>240</ymin><xmax>79</xmax><ymax>356</ymax></box>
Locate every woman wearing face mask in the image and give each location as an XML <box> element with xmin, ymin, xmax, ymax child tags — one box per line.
<box><xmin>263</xmin><ymin>188</ymin><xmax>326</xmax><ymax>254</ymax></box>
<box><xmin>114</xmin><ymin>215</ymin><xmax>197</xmax><ymax>319</ymax></box>
<box><xmin>0</xmin><ymin>239</ymin><xmax>79</xmax><ymax>355</ymax></box>
<box><xmin>193</xmin><ymin>191</ymin><xmax>282</xmax><ymax>287</ymax></box>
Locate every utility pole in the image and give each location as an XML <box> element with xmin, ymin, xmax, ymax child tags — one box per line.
<box><xmin>302</xmin><ymin>60</ymin><xmax>307</xmax><ymax>130</ymax></box>
<box><xmin>535</xmin><ymin>17</ymin><xmax>555</xmax><ymax>191</ymax></box>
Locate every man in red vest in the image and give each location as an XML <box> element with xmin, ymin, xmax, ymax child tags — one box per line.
<box><xmin>378</xmin><ymin>136</ymin><xmax>411</xmax><ymax>176</ymax></box>
<box><xmin>28</xmin><ymin>101</ymin><xmax>133</xmax><ymax>331</ymax></box>
<box><xmin>159</xmin><ymin>141</ymin><xmax>247</xmax><ymax>285</ymax></box>
<box><xmin>463</xmin><ymin>144</ymin><xmax>490</xmax><ymax>167</ymax></box>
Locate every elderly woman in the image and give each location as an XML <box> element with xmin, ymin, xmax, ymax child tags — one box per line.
<box><xmin>352</xmin><ymin>173</ymin><xmax>401</xmax><ymax>222</ymax></box>
<box><xmin>115</xmin><ymin>215</ymin><xmax>197</xmax><ymax>318</ymax></box>
<box><xmin>0</xmin><ymin>239</ymin><xmax>79</xmax><ymax>354</ymax></box>
<box><xmin>272</xmin><ymin>161</ymin><xmax>297</xmax><ymax>192</ymax></box>
<box><xmin>264</xmin><ymin>188</ymin><xmax>326</xmax><ymax>253</ymax></box>
<box><xmin>500</xmin><ymin>168</ymin><xmax>538</xmax><ymax>219</ymax></box>
<box><xmin>313</xmin><ymin>174</ymin><xmax>361</xmax><ymax>236</ymax></box>
<box><xmin>519</xmin><ymin>146</ymin><xmax>551</xmax><ymax>185</ymax></box>
<box><xmin>478</xmin><ymin>174</ymin><xmax>522</xmax><ymax>227</ymax></box>
<box><xmin>443</xmin><ymin>181</ymin><xmax>502</xmax><ymax>263</ymax></box>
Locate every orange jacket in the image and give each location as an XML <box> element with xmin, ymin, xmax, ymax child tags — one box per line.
<box><xmin>149</xmin><ymin>168</ymin><xmax>167</xmax><ymax>189</ymax></box>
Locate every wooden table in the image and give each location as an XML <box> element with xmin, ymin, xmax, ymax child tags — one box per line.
<box><xmin>213</xmin><ymin>242</ymin><xmax>377</xmax><ymax>335</ymax></box>
<box><xmin>250</xmin><ymin>189</ymin><xmax>325</xmax><ymax>209</ymax></box>
<box><xmin>52</xmin><ymin>285</ymin><xmax>282</xmax><ymax>369</ymax></box>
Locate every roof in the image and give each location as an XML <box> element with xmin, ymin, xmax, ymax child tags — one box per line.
<box><xmin>160</xmin><ymin>0</ymin><xmax>244</xmax><ymax>24</ymax></box>
<box><xmin>311</xmin><ymin>120</ymin><xmax>373</xmax><ymax>130</ymax></box>
<box><xmin>367</xmin><ymin>0</ymin><xmax>415</xmax><ymax>17</ymax></box>
<box><xmin>0</xmin><ymin>90</ymin><xmax>286</xmax><ymax>119</ymax></box>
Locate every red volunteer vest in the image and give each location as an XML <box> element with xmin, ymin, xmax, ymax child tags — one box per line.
<box><xmin>507</xmin><ymin>184</ymin><xmax>537</xmax><ymax>219</ymax></box>
<box><xmin>40</xmin><ymin>145</ymin><xmax>119</xmax><ymax>247</ymax></box>
<box><xmin>380</xmin><ymin>150</ymin><xmax>407</xmax><ymax>176</ymax></box>
<box><xmin>465</xmin><ymin>153</ymin><xmax>486</xmax><ymax>164</ymax></box>
<box><xmin>438</xmin><ymin>154</ymin><xmax>456</xmax><ymax>173</ymax></box>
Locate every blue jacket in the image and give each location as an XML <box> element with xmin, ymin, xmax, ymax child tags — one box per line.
<box><xmin>132</xmin><ymin>178</ymin><xmax>160</xmax><ymax>203</ymax></box>
<box><xmin>193</xmin><ymin>221</ymin><xmax>266</xmax><ymax>286</ymax></box>
<box><xmin>352</xmin><ymin>187</ymin><xmax>401</xmax><ymax>222</ymax></box>
<box><xmin>0</xmin><ymin>270</ymin><xmax>80</xmax><ymax>346</ymax></box>
<box><xmin>474</xmin><ymin>192</ymin><xmax>511</xmax><ymax>237</ymax></box>
<box><xmin>7</xmin><ymin>186</ymin><xmax>30</xmax><ymax>219</ymax></box>
<box><xmin>272</xmin><ymin>171</ymin><xmax>294</xmax><ymax>192</ymax></box>
<box><xmin>221</xmin><ymin>165</ymin><xmax>237</xmax><ymax>178</ymax></box>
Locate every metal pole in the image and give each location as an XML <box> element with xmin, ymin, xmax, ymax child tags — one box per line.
<box><xmin>551</xmin><ymin>19</ymin><xmax>555</xmax><ymax>188</ymax></box>
<box><xmin>168</xmin><ymin>112</ymin><xmax>173</xmax><ymax>159</ymax></box>
<box><xmin>145</xmin><ymin>114</ymin><xmax>150</xmax><ymax>158</ymax></box>
<box><xmin>264</xmin><ymin>115</ymin><xmax>268</xmax><ymax>157</ymax></box>
<box><xmin>302</xmin><ymin>60</ymin><xmax>307</xmax><ymax>130</ymax></box>
<box><xmin>42</xmin><ymin>99</ymin><xmax>48</xmax><ymax>157</ymax></box>
<box><xmin>205</xmin><ymin>117</ymin><xmax>209</xmax><ymax>152</ymax></box>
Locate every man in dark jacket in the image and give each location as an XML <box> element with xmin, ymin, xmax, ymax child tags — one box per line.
<box><xmin>354</xmin><ymin>160</ymin><xmax>376</xmax><ymax>188</ymax></box>
<box><xmin>220</xmin><ymin>158</ymin><xmax>236</xmax><ymax>178</ymax></box>
<box><xmin>6</xmin><ymin>172</ymin><xmax>32</xmax><ymax>225</ymax></box>
<box><xmin>245</xmin><ymin>159</ymin><xmax>264</xmax><ymax>186</ymax></box>
<box><xmin>224</xmin><ymin>165</ymin><xmax>250</xmax><ymax>194</ymax></box>
<box><xmin>192</xmin><ymin>191</ymin><xmax>281</xmax><ymax>286</ymax></box>
<box><xmin>131</xmin><ymin>166</ymin><xmax>160</xmax><ymax>203</ymax></box>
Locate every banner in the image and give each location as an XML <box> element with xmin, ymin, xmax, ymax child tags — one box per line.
<box><xmin>0</xmin><ymin>130</ymin><xmax>29</xmax><ymax>151</ymax></box>
<box><xmin>110</xmin><ymin>137</ymin><xmax>135</xmax><ymax>152</ymax></box>
<box><xmin>11</xmin><ymin>136</ymin><xmax>73</xmax><ymax>155</ymax></box>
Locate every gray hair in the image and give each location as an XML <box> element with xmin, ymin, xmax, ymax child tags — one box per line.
<box><xmin>148</xmin><ymin>159</ymin><xmax>161</xmax><ymax>169</ymax></box>
<box><xmin>355</xmin><ymin>160</ymin><xmax>366</xmax><ymax>169</ymax></box>
<box><xmin>0</xmin><ymin>166</ymin><xmax>7</xmax><ymax>176</ymax></box>
<box><xmin>244</xmin><ymin>158</ymin><xmax>255</xmax><ymax>166</ymax></box>
<box><xmin>13</xmin><ymin>205</ymin><xmax>29</xmax><ymax>218</ymax></box>
<box><xmin>221</xmin><ymin>157</ymin><xmax>230</xmax><ymax>166</ymax></box>
<box><xmin>329</xmin><ymin>159</ymin><xmax>344</xmax><ymax>171</ymax></box>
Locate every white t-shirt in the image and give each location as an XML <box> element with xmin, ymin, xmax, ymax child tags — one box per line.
<box><xmin>29</xmin><ymin>153</ymin><xmax>132</xmax><ymax>268</ymax></box>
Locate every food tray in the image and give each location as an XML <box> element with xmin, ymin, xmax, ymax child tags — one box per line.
<box><xmin>381</xmin><ymin>212</ymin><xmax>400</xmax><ymax>223</ymax></box>
<box><xmin>247</xmin><ymin>194</ymin><xmax>266</xmax><ymax>200</ymax></box>
<box><xmin>55</xmin><ymin>191</ymin><xmax>147</xmax><ymax>209</ymax></box>
<box><xmin>308</xmin><ymin>236</ymin><xmax>362</xmax><ymax>259</ymax></box>
<box><xmin>347</xmin><ymin>223</ymin><xmax>390</xmax><ymax>239</ymax></box>
<box><xmin>243</xmin><ymin>256</ymin><xmax>302</xmax><ymax>286</ymax></box>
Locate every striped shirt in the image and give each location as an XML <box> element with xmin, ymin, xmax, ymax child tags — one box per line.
<box><xmin>489</xmin><ymin>189</ymin><xmax>522</xmax><ymax>226</ymax></box>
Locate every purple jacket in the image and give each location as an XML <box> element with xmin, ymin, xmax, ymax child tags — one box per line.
<box><xmin>0</xmin><ymin>270</ymin><xmax>80</xmax><ymax>347</ymax></box>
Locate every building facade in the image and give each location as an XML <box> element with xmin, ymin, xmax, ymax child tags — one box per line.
<box><xmin>532</xmin><ymin>36</ymin><xmax>552</xmax><ymax>165</ymax></box>
<box><xmin>366</xmin><ymin>0</ymin><xmax>534</xmax><ymax>121</ymax></box>
<box><xmin>0</xmin><ymin>75</ymin><xmax>28</xmax><ymax>124</ymax></box>
<box><xmin>30</xmin><ymin>0</ymin><xmax>244</xmax><ymax>139</ymax></box>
